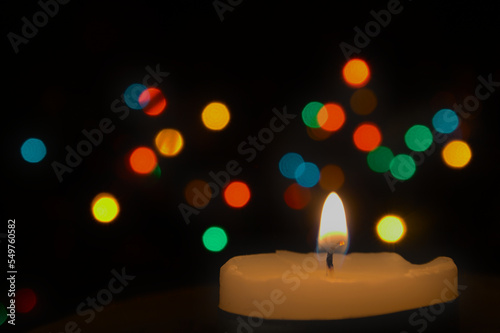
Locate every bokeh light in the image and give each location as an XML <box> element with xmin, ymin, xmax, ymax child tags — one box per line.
<box><xmin>139</xmin><ymin>88</ymin><xmax>167</xmax><ymax>116</ymax></box>
<box><xmin>343</xmin><ymin>59</ymin><xmax>370</xmax><ymax>88</ymax></box>
<box><xmin>432</xmin><ymin>109</ymin><xmax>459</xmax><ymax>134</ymax></box>
<box><xmin>307</xmin><ymin>126</ymin><xmax>334</xmax><ymax>141</ymax></box>
<box><xmin>317</xmin><ymin>103</ymin><xmax>345</xmax><ymax>131</ymax></box>
<box><xmin>367</xmin><ymin>146</ymin><xmax>394</xmax><ymax>173</ymax></box>
<box><xmin>353</xmin><ymin>123</ymin><xmax>382</xmax><ymax>152</ymax></box>
<box><xmin>283</xmin><ymin>183</ymin><xmax>311</xmax><ymax>209</ymax></box>
<box><xmin>21</xmin><ymin>138</ymin><xmax>47</xmax><ymax>163</ymax></box>
<box><xmin>124</xmin><ymin>83</ymin><xmax>147</xmax><ymax>110</ymax></box>
<box><xmin>202</xmin><ymin>102</ymin><xmax>230</xmax><ymax>130</ymax></box>
<box><xmin>185</xmin><ymin>179</ymin><xmax>212</xmax><ymax>208</ymax></box>
<box><xmin>92</xmin><ymin>193</ymin><xmax>120</xmax><ymax>223</ymax></box>
<box><xmin>224</xmin><ymin>181</ymin><xmax>251</xmax><ymax>208</ymax></box>
<box><xmin>129</xmin><ymin>147</ymin><xmax>157</xmax><ymax>174</ymax></box>
<box><xmin>295</xmin><ymin>162</ymin><xmax>320</xmax><ymax>188</ymax></box>
<box><xmin>442</xmin><ymin>140</ymin><xmax>472</xmax><ymax>168</ymax></box>
<box><xmin>350</xmin><ymin>88</ymin><xmax>377</xmax><ymax>115</ymax></box>
<box><xmin>202</xmin><ymin>226</ymin><xmax>228</xmax><ymax>252</ymax></box>
<box><xmin>152</xmin><ymin>165</ymin><xmax>162</xmax><ymax>178</ymax></box>
<box><xmin>405</xmin><ymin>125</ymin><xmax>433</xmax><ymax>152</ymax></box>
<box><xmin>302</xmin><ymin>101</ymin><xmax>324</xmax><ymax>128</ymax></box>
<box><xmin>377</xmin><ymin>215</ymin><xmax>406</xmax><ymax>243</ymax></box>
<box><xmin>155</xmin><ymin>129</ymin><xmax>184</xmax><ymax>156</ymax></box>
<box><xmin>390</xmin><ymin>154</ymin><xmax>416</xmax><ymax>180</ymax></box>
<box><xmin>0</xmin><ymin>303</ymin><xmax>6</xmax><ymax>326</ymax></box>
<box><xmin>279</xmin><ymin>153</ymin><xmax>305</xmax><ymax>179</ymax></box>
<box><xmin>16</xmin><ymin>288</ymin><xmax>37</xmax><ymax>313</ymax></box>
<box><xmin>319</xmin><ymin>164</ymin><xmax>345</xmax><ymax>191</ymax></box>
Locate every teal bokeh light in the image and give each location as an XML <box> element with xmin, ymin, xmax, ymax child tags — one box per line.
<box><xmin>295</xmin><ymin>162</ymin><xmax>320</xmax><ymax>187</ymax></box>
<box><xmin>124</xmin><ymin>83</ymin><xmax>148</xmax><ymax>110</ymax></box>
<box><xmin>432</xmin><ymin>109</ymin><xmax>459</xmax><ymax>134</ymax></box>
<box><xmin>279</xmin><ymin>153</ymin><xmax>305</xmax><ymax>179</ymax></box>
<box><xmin>21</xmin><ymin>138</ymin><xmax>46</xmax><ymax>163</ymax></box>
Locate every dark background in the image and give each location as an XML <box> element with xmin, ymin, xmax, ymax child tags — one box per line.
<box><xmin>2</xmin><ymin>0</ymin><xmax>500</xmax><ymax>331</ymax></box>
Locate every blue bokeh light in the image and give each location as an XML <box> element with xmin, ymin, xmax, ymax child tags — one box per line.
<box><xmin>295</xmin><ymin>162</ymin><xmax>320</xmax><ymax>187</ymax></box>
<box><xmin>279</xmin><ymin>153</ymin><xmax>305</xmax><ymax>179</ymax></box>
<box><xmin>124</xmin><ymin>83</ymin><xmax>148</xmax><ymax>110</ymax></box>
<box><xmin>21</xmin><ymin>138</ymin><xmax>46</xmax><ymax>163</ymax></box>
<box><xmin>432</xmin><ymin>109</ymin><xmax>459</xmax><ymax>134</ymax></box>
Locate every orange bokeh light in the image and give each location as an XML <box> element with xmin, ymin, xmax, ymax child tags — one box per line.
<box><xmin>224</xmin><ymin>181</ymin><xmax>251</xmax><ymax>208</ymax></box>
<box><xmin>317</xmin><ymin>103</ymin><xmax>345</xmax><ymax>132</ymax></box>
<box><xmin>353</xmin><ymin>123</ymin><xmax>382</xmax><ymax>152</ymax></box>
<box><xmin>283</xmin><ymin>183</ymin><xmax>311</xmax><ymax>210</ymax></box>
<box><xmin>139</xmin><ymin>88</ymin><xmax>167</xmax><ymax>116</ymax></box>
<box><xmin>343</xmin><ymin>59</ymin><xmax>370</xmax><ymax>88</ymax></box>
<box><xmin>129</xmin><ymin>147</ymin><xmax>157</xmax><ymax>174</ymax></box>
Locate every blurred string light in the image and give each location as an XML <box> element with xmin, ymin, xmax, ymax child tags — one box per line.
<box><xmin>155</xmin><ymin>128</ymin><xmax>183</xmax><ymax>156</ymax></box>
<box><xmin>202</xmin><ymin>102</ymin><xmax>230</xmax><ymax>130</ymax></box>
<box><xmin>91</xmin><ymin>193</ymin><xmax>120</xmax><ymax>223</ymax></box>
<box><xmin>319</xmin><ymin>164</ymin><xmax>344</xmax><ymax>191</ymax></box>
<box><xmin>442</xmin><ymin>140</ymin><xmax>472</xmax><ymax>168</ymax></box>
<box><xmin>376</xmin><ymin>215</ymin><xmax>406</xmax><ymax>243</ymax></box>
<box><xmin>16</xmin><ymin>288</ymin><xmax>37</xmax><ymax>313</ymax></box>
<box><xmin>317</xmin><ymin>103</ymin><xmax>345</xmax><ymax>131</ymax></box>
<box><xmin>343</xmin><ymin>59</ymin><xmax>370</xmax><ymax>88</ymax></box>
<box><xmin>124</xmin><ymin>83</ymin><xmax>147</xmax><ymax>110</ymax></box>
<box><xmin>295</xmin><ymin>162</ymin><xmax>320</xmax><ymax>188</ymax></box>
<box><xmin>0</xmin><ymin>303</ymin><xmax>6</xmax><ymax>326</ymax></box>
<box><xmin>139</xmin><ymin>88</ymin><xmax>167</xmax><ymax>116</ymax></box>
<box><xmin>21</xmin><ymin>138</ymin><xmax>46</xmax><ymax>163</ymax></box>
<box><xmin>283</xmin><ymin>183</ymin><xmax>311</xmax><ymax>209</ymax></box>
<box><xmin>432</xmin><ymin>108</ymin><xmax>459</xmax><ymax>134</ymax></box>
<box><xmin>350</xmin><ymin>88</ymin><xmax>377</xmax><ymax>115</ymax></box>
<box><xmin>185</xmin><ymin>179</ymin><xmax>212</xmax><ymax>208</ymax></box>
<box><xmin>224</xmin><ymin>181</ymin><xmax>251</xmax><ymax>208</ymax></box>
<box><xmin>302</xmin><ymin>101</ymin><xmax>324</xmax><ymax>128</ymax></box>
<box><xmin>353</xmin><ymin>122</ymin><xmax>382</xmax><ymax>152</ymax></box>
<box><xmin>129</xmin><ymin>146</ymin><xmax>157</xmax><ymax>174</ymax></box>
<box><xmin>152</xmin><ymin>165</ymin><xmax>162</xmax><ymax>178</ymax></box>
<box><xmin>405</xmin><ymin>125</ymin><xmax>433</xmax><ymax>152</ymax></box>
<box><xmin>307</xmin><ymin>126</ymin><xmax>333</xmax><ymax>141</ymax></box>
<box><xmin>279</xmin><ymin>152</ymin><xmax>305</xmax><ymax>179</ymax></box>
<box><xmin>202</xmin><ymin>226</ymin><xmax>228</xmax><ymax>252</ymax></box>
<box><xmin>367</xmin><ymin>146</ymin><xmax>394</xmax><ymax>173</ymax></box>
<box><xmin>389</xmin><ymin>154</ymin><xmax>416</xmax><ymax>180</ymax></box>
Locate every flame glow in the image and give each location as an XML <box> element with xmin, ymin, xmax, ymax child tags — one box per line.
<box><xmin>318</xmin><ymin>192</ymin><xmax>349</xmax><ymax>253</ymax></box>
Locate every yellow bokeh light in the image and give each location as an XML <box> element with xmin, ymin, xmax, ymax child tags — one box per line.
<box><xmin>202</xmin><ymin>102</ymin><xmax>230</xmax><ymax>130</ymax></box>
<box><xmin>442</xmin><ymin>140</ymin><xmax>472</xmax><ymax>168</ymax></box>
<box><xmin>155</xmin><ymin>129</ymin><xmax>184</xmax><ymax>156</ymax></box>
<box><xmin>376</xmin><ymin>215</ymin><xmax>406</xmax><ymax>243</ymax></box>
<box><xmin>92</xmin><ymin>193</ymin><xmax>120</xmax><ymax>223</ymax></box>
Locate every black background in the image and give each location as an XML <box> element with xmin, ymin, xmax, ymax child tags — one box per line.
<box><xmin>2</xmin><ymin>0</ymin><xmax>500</xmax><ymax>331</ymax></box>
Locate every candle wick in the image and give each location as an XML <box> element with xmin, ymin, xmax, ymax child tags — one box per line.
<box><xmin>326</xmin><ymin>252</ymin><xmax>333</xmax><ymax>270</ymax></box>
<box><xmin>325</xmin><ymin>241</ymin><xmax>345</xmax><ymax>277</ymax></box>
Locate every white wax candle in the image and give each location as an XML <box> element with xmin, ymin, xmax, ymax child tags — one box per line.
<box><xmin>219</xmin><ymin>251</ymin><xmax>458</xmax><ymax>320</ymax></box>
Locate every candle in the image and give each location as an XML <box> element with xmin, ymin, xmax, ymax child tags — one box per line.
<box><xmin>219</xmin><ymin>192</ymin><xmax>459</xmax><ymax>331</ymax></box>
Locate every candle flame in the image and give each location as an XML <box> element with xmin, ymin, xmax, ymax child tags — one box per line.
<box><xmin>318</xmin><ymin>192</ymin><xmax>348</xmax><ymax>253</ymax></box>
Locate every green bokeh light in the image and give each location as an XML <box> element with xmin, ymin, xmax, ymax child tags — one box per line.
<box><xmin>301</xmin><ymin>102</ymin><xmax>324</xmax><ymax>128</ymax></box>
<box><xmin>405</xmin><ymin>125</ymin><xmax>433</xmax><ymax>152</ymax></box>
<box><xmin>202</xmin><ymin>226</ymin><xmax>228</xmax><ymax>252</ymax></box>
<box><xmin>367</xmin><ymin>146</ymin><xmax>394</xmax><ymax>173</ymax></box>
<box><xmin>390</xmin><ymin>154</ymin><xmax>416</xmax><ymax>180</ymax></box>
<box><xmin>0</xmin><ymin>303</ymin><xmax>7</xmax><ymax>326</ymax></box>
